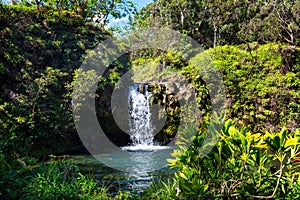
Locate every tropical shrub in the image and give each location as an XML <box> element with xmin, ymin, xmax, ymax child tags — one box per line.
<box><xmin>140</xmin><ymin>179</ymin><xmax>178</xmax><ymax>200</ymax></box>
<box><xmin>168</xmin><ymin>119</ymin><xmax>300</xmax><ymax>199</ymax></box>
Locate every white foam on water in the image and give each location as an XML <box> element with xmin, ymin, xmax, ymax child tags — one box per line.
<box><xmin>121</xmin><ymin>144</ymin><xmax>170</xmax><ymax>152</ymax></box>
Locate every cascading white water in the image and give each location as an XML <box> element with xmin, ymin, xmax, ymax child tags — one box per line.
<box><xmin>122</xmin><ymin>84</ymin><xmax>170</xmax><ymax>151</ymax></box>
<box><xmin>128</xmin><ymin>84</ymin><xmax>154</xmax><ymax>146</ymax></box>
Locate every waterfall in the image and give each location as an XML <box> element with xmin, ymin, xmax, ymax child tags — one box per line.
<box><xmin>128</xmin><ymin>84</ymin><xmax>154</xmax><ymax>146</ymax></box>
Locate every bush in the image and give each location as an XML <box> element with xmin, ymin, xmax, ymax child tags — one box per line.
<box><xmin>168</xmin><ymin>118</ymin><xmax>300</xmax><ymax>199</ymax></box>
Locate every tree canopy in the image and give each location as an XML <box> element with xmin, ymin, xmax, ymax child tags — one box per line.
<box><xmin>1</xmin><ymin>0</ymin><xmax>137</xmax><ymax>28</ymax></box>
<box><xmin>133</xmin><ymin>0</ymin><xmax>300</xmax><ymax>48</ymax></box>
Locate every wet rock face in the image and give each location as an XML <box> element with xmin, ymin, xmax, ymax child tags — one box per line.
<box><xmin>147</xmin><ymin>83</ymin><xmax>182</xmax><ymax>145</ymax></box>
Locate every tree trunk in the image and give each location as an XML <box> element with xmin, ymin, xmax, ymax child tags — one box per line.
<box><xmin>213</xmin><ymin>22</ymin><xmax>217</xmax><ymax>48</ymax></box>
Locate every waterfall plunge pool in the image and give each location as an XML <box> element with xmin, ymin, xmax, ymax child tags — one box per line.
<box><xmin>71</xmin><ymin>146</ymin><xmax>176</xmax><ymax>195</ymax></box>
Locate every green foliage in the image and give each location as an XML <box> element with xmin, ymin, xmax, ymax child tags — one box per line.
<box><xmin>134</xmin><ymin>0</ymin><xmax>300</xmax><ymax>47</ymax></box>
<box><xmin>0</xmin><ymin>4</ymin><xmax>132</xmax><ymax>158</ymax></box>
<box><xmin>168</xmin><ymin>119</ymin><xmax>300</xmax><ymax>199</ymax></box>
<box><xmin>0</xmin><ymin>157</ymin><xmax>130</xmax><ymax>200</ymax></box>
<box><xmin>3</xmin><ymin>0</ymin><xmax>136</xmax><ymax>30</ymax></box>
<box><xmin>0</xmin><ymin>67</ymin><xmax>72</xmax><ymax>157</ymax></box>
<box><xmin>187</xmin><ymin>43</ymin><xmax>300</xmax><ymax>132</ymax></box>
<box><xmin>130</xmin><ymin>43</ymin><xmax>299</xmax><ymax>134</ymax></box>
<box><xmin>0</xmin><ymin>154</ymin><xmax>34</xmax><ymax>199</ymax></box>
<box><xmin>0</xmin><ymin>5</ymin><xmax>109</xmax><ymax>157</ymax></box>
<box><xmin>22</xmin><ymin>161</ymin><xmax>110</xmax><ymax>200</ymax></box>
<box><xmin>1</xmin><ymin>2</ymin><xmax>299</xmax><ymax>199</ymax></box>
<box><xmin>68</xmin><ymin>68</ymin><xmax>100</xmax><ymax>114</ymax></box>
<box><xmin>139</xmin><ymin>179</ymin><xmax>178</xmax><ymax>200</ymax></box>
<box><xmin>0</xmin><ymin>154</ymin><xmax>133</xmax><ymax>200</ymax></box>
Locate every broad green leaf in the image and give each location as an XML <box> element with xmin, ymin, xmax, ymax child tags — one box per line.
<box><xmin>284</xmin><ymin>138</ymin><xmax>300</xmax><ymax>148</ymax></box>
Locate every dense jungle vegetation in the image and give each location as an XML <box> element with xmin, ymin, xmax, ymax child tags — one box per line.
<box><xmin>0</xmin><ymin>0</ymin><xmax>299</xmax><ymax>199</ymax></box>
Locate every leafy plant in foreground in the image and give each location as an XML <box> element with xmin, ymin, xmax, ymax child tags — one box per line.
<box><xmin>168</xmin><ymin>119</ymin><xmax>300</xmax><ymax>199</ymax></box>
